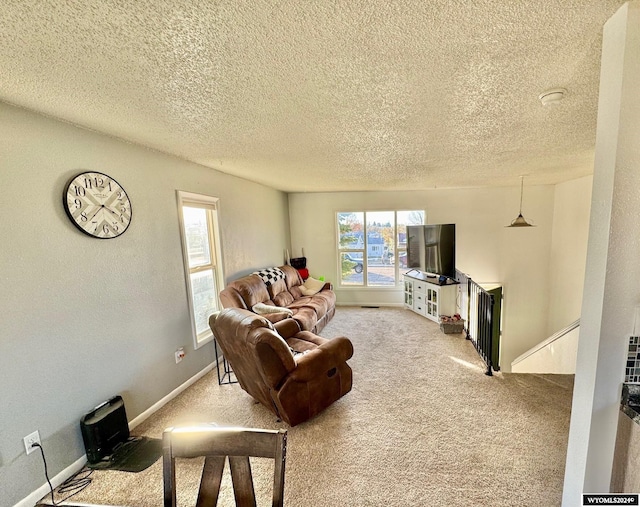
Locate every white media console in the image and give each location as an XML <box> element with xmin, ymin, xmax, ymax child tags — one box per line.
<box><xmin>403</xmin><ymin>270</ymin><xmax>458</xmax><ymax>323</ymax></box>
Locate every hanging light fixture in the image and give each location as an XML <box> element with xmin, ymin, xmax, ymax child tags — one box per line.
<box><xmin>506</xmin><ymin>176</ymin><xmax>535</xmax><ymax>227</ymax></box>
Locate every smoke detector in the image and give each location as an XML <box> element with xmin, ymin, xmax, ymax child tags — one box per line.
<box><xmin>539</xmin><ymin>88</ymin><xmax>567</xmax><ymax>106</ymax></box>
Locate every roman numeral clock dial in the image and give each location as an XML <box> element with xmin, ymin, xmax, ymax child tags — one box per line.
<box><xmin>63</xmin><ymin>172</ymin><xmax>132</xmax><ymax>239</ymax></box>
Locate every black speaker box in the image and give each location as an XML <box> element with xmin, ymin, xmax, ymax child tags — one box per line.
<box><xmin>80</xmin><ymin>395</ymin><xmax>130</xmax><ymax>464</ymax></box>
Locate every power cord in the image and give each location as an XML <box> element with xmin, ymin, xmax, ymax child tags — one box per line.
<box><xmin>33</xmin><ymin>442</ymin><xmax>93</xmax><ymax>505</ymax></box>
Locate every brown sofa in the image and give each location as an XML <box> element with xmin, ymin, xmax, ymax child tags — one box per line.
<box><xmin>210</xmin><ymin>308</ymin><xmax>353</xmax><ymax>426</ymax></box>
<box><xmin>219</xmin><ymin>265</ymin><xmax>335</xmax><ymax>334</ymax></box>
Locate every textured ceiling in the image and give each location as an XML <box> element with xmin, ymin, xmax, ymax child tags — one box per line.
<box><xmin>0</xmin><ymin>0</ymin><xmax>628</xmax><ymax>192</ymax></box>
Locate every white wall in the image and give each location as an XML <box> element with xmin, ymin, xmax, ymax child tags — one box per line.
<box><xmin>564</xmin><ymin>3</ymin><xmax>640</xmax><ymax>503</ymax></box>
<box><xmin>511</xmin><ymin>327</ymin><xmax>579</xmax><ymax>374</ymax></box>
<box><xmin>0</xmin><ymin>101</ymin><xmax>290</xmax><ymax>507</ymax></box>
<box><xmin>547</xmin><ymin>175</ymin><xmax>593</xmax><ymax>336</ymax></box>
<box><xmin>288</xmin><ymin>186</ymin><xmax>556</xmax><ymax>371</ymax></box>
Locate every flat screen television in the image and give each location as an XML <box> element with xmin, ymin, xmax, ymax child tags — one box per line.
<box><xmin>406</xmin><ymin>224</ymin><xmax>456</xmax><ymax>279</ymax></box>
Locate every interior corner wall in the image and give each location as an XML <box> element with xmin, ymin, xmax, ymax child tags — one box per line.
<box><xmin>563</xmin><ymin>2</ymin><xmax>640</xmax><ymax>503</ymax></box>
<box><xmin>0</xmin><ymin>101</ymin><xmax>290</xmax><ymax>507</ymax></box>
<box><xmin>287</xmin><ymin>186</ymin><xmax>556</xmax><ymax>372</ymax></box>
<box><xmin>547</xmin><ymin>175</ymin><xmax>593</xmax><ymax>336</ymax></box>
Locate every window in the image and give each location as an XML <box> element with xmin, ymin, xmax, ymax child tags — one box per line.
<box><xmin>337</xmin><ymin>210</ymin><xmax>424</xmax><ymax>287</ymax></box>
<box><xmin>177</xmin><ymin>191</ymin><xmax>225</xmax><ymax>348</ymax></box>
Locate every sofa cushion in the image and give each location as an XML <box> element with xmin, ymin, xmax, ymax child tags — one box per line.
<box><xmin>285</xmin><ymin>330</ymin><xmax>326</xmax><ymax>352</ymax></box>
<box><xmin>288</xmin><ymin>285</ymin><xmax>304</xmax><ymax>299</ymax></box>
<box><xmin>287</xmin><ymin>296</ymin><xmax>329</xmax><ymax>317</ymax></box>
<box><xmin>308</xmin><ymin>295</ymin><xmax>330</xmax><ymax>316</ymax></box>
<box><xmin>273</xmin><ymin>291</ymin><xmax>295</xmax><ymax>308</ymax></box>
<box><xmin>267</xmin><ymin>278</ymin><xmax>288</xmax><ymax>299</ymax></box>
<box><xmin>280</xmin><ymin>265</ymin><xmax>303</xmax><ymax>289</ymax></box>
<box><xmin>290</xmin><ymin>307</ymin><xmax>318</xmax><ymax>331</ymax></box>
<box><xmin>313</xmin><ymin>289</ymin><xmax>336</xmax><ymax>309</ymax></box>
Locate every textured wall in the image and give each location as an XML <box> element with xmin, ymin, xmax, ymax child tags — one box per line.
<box><xmin>0</xmin><ymin>101</ymin><xmax>289</xmax><ymax>506</ymax></box>
<box><xmin>511</xmin><ymin>328</ymin><xmax>580</xmax><ymax>374</ymax></box>
<box><xmin>563</xmin><ymin>2</ymin><xmax>640</xmax><ymax>503</ymax></box>
<box><xmin>288</xmin><ymin>184</ymin><xmax>563</xmax><ymax>371</ymax></box>
<box><xmin>547</xmin><ymin>176</ymin><xmax>593</xmax><ymax>336</ymax></box>
<box><xmin>611</xmin><ymin>412</ymin><xmax>640</xmax><ymax>493</ymax></box>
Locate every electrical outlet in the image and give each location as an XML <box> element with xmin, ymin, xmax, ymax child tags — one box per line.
<box><xmin>175</xmin><ymin>347</ymin><xmax>185</xmax><ymax>364</ymax></box>
<box><xmin>24</xmin><ymin>430</ymin><xmax>41</xmax><ymax>455</ymax></box>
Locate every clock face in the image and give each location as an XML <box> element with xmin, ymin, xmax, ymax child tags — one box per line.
<box><xmin>63</xmin><ymin>172</ymin><xmax>132</xmax><ymax>239</ymax></box>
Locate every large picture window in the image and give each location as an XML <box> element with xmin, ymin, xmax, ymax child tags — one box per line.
<box><xmin>177</xmin><ymin>191</ymin><xmax>225</xmax><ymax>348</ymax></box>
<box><xmin>337</xmin><ymin>210</ymin><xmax>424</xmax><ymax>287</ymax></box>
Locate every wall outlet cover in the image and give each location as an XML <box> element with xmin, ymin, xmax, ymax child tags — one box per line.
<box><xmin>24</xmin><ymin>430</ymin><xmax>41</xmax><ymax>454</ymax></box>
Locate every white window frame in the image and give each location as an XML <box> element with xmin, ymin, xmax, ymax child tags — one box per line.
<box><xmin>176</xmin><ymin>191</ymin><xmax>225</xmax><ymax>349</ymax></box>
<box><xmin>336</xmin><ymin>210</ymin><xmax>424</xmax><ymax>288</ymax></box>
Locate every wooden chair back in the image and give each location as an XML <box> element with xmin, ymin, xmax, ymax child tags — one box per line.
<box><xmin>162</xmin><ymin>425</ymin><xmax>287</xmax><ymax>507</ymax></box>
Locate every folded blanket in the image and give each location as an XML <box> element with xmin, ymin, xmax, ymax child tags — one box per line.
<box><xmin>252</xmin><ymin>302</ymin><xmax>293</xmax><ymax>316</ymax></box>
<box><xmin>299</xmin><ymin>276</ymin><xmax>325</xmax><ymax>296</ymax></box>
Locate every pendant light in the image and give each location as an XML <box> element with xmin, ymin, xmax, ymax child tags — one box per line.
<box><xmin>506</xmin><ymin>176</ymin><xmax>535</xmax><ymax>227</ymax></box>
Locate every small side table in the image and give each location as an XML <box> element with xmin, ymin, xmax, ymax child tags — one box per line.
<box><xmin>213</xmin><ymin>338</ymin><xmax>238</xmax><ymax>385</ymax></box>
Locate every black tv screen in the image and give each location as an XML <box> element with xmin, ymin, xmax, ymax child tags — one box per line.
<box><xmin>406</xmin><ymin>224</ymin><xmax>456</xmax><ymax>279</ymax></box>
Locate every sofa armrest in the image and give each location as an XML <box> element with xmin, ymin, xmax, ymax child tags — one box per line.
<box><xmin>288</xmin><ymin>336</ymin><xmax>353</xmax><ymax>382</ymax></box>
<box><xmin>219</xmin><ymin>286</ymin><xmax>249</xmax><ymax>310</ymax></box>
<box><xmin>274</xmin><ymin>318</ymin><xmax>302</xmax><ymax>338</ymax></box>
<box><xmin>321</xmin><ymin>282</ymin><xmax>333</xmax><ymax>291</ymax></box>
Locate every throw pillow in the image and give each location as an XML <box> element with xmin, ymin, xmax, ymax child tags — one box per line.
<box><xmin>252</xmin><ymin>302</ymin><xmax>293</xmax><ymax>316</ymax></box>
<box><xmin>299</xmin><ymin>277</ymin><xmax>325</xmax><ymax>296</ymax></box>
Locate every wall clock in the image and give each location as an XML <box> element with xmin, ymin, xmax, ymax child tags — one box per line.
<box><xmin>63</xmin><ymin>171</ymin><xmax>132</xmax><ymax>239</ymax></box>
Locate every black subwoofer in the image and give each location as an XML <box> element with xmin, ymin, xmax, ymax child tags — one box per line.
<box><xmin>80</xmin><ymin>395</ymin><xmax>129</xmax><ymax>464</ymax></box>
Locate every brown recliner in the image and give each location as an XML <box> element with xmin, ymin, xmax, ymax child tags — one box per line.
<box><xmin>210</xmin><ymin>308</ymin><xmax>353</xmax><ymax>426</ymax></box>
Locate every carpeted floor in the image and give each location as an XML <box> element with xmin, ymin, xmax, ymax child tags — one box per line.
<box><xmin>41</xmin><ymin>307</ymin><xmax>574</xmax><ymax>506</ymax></box>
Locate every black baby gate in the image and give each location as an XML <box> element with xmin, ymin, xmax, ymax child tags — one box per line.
<box><xmin>456</xmin><ymin>270</ymin><xmax>502</xmax><ymax>376</ymax></box>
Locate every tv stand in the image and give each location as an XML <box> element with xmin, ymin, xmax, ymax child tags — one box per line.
<box><xmin>403</xmin><ymin>272</ymin><xmax>458</xmax><ymax>323</ymax></box>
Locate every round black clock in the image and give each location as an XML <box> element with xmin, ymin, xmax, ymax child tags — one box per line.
<box><xmin>63</xmin><ymin>171</ymin><xmax>132</xmax><ymax>239</ymax></box>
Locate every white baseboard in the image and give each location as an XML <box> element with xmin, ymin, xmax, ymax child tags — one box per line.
<box><xmin>14</xmin><ymin>361</ymin><xmax>217</xmax><ymax>507</ymax></box>
<box><xmin>129</xmin><ymin>361</ymin><xmax>216</xmax><ymax>430</ymax></box>
<box><xmin>335</xmin><ymin>302</ymin><xmax>404</xmax><ymax>308</ymax></box>
<box><xmin>13</xmin><ymin>454</ymin><xmax>87</xmax><ymax>507</ymax></box>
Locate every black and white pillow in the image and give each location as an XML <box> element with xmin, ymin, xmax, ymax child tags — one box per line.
<box><xmin>253</xmin><ymin>267</ymin><xmax>285</xmax><ymax>286</ymax></box>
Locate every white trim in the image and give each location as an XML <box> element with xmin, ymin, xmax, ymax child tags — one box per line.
<box><xmin>335</xmin><ymin>302</ymin><xmax>405</xmax><ymax>308</ymax></box>
<box><xmin>129</xmin><ymin>361</ymin><xmax>216</xmax><ymax>429</ymax></box>
<box><xmin>335</xmin><ymin>210</ymin><xmax>424</xmax><ymax>289</ymax></box>
<box><xmin>13</xmin><ymin>455</ymin><xmax>86</xmax><ymax>507</ymax></box>
<box><xmin>176</xmin><ymin>190</ymin><xmax>225</xmax><ymax>350</ymax></box>
<box><xmin>14</xmin><ymin>362</ymin><xmax>216</xmax><ymax>507</ymax></box>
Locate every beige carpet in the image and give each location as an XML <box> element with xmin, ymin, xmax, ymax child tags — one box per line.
<box><xmin>42</xmin><ymin>307</ymin><xmax>573</xmax><ymax>506</ymax></box>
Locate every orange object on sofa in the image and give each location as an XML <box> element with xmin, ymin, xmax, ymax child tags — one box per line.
<box><xmin>219</xmin><ymin>265</ymin><xmax>335</xmax><ymax>334</ymax></box>
<box><xmin>210</xmin><ymin>308</ymin><xmax>353</xmax><ymax>426</ymax></box>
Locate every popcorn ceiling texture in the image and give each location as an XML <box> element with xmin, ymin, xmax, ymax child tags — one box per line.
<box><xmin>0</xmin><ymin>0</ymin><xmax>627</xmax><ymax>192</ymax></box>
